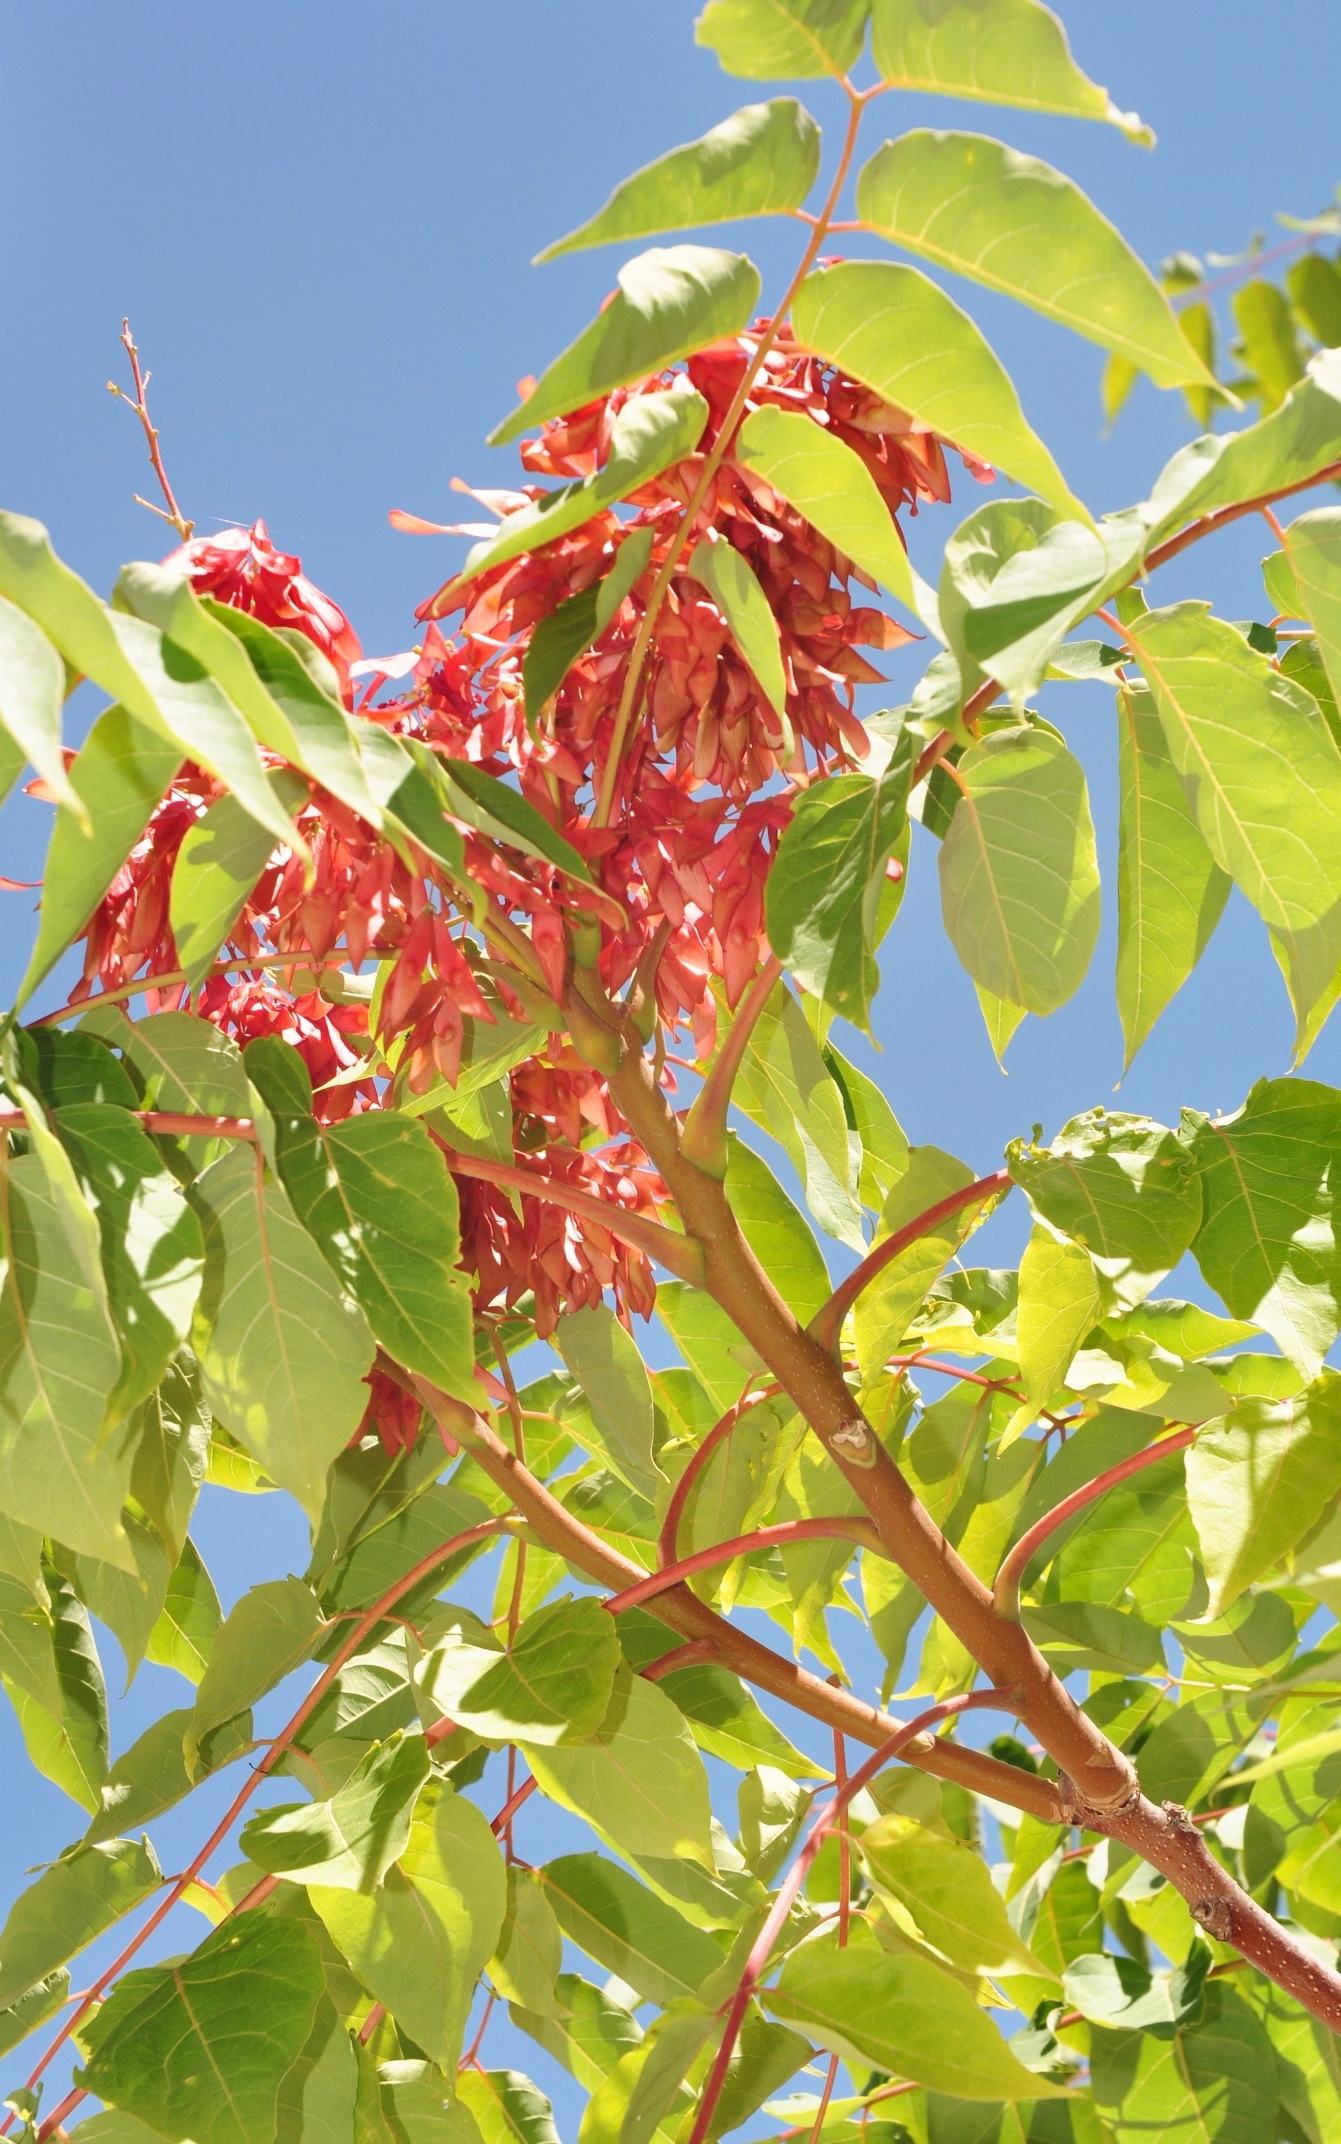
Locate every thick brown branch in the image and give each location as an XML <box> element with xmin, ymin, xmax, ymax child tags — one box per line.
<box><xmin>597</xmin><ymin>1042</ymin><xmax>1341</xmax><ymax>2030</ymax></box>
<box><xmin>407</xmin><ymin>1373</ymin><xmax>1063</xmax><ymax>1823</ymax></box>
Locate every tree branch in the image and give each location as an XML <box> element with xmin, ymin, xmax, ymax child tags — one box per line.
<box><xmin>687</xmin><ymin>1688</ymin><xmax>1022</xmax><ymax>2144</ymax></box>
<box><xmin>406</xmin><ymin>1372</ymin><xmax>1064</xmax><ymax>1823</ymax></box>
<box><xmin>680</xmin><ymin>955</ymin><xmax>784</xmax><ymax>1179</ymax></box>
<box><xmin>993</xmin><ymin>1426</ymin><xmax>1198</xmax><ymax>1618</ymax></box>
<box><xmin>429</xmin><ymin>1137</ymin><xmax>707</xmax><ymax>1284</ymax></box>
<box><xmin>808</xmin><ymin>1172</ymin><xmax>1011</xmax><ymax>1356</ymax></box>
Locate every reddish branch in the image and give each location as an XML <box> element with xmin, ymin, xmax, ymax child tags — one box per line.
<box><xmin>606</xmin><ymin>1515</ymin><xmax>886</xmax><ymax>1614</ymax></box>
<box><xmin>404</xmin><ymin>1372</ymin><xmax>1064</xmax><ymax>1822</ymax></box>
<box><xmin>994</xmin><ymin>1427</ymin><xmax>1199</xmax><ymax>1619</ymax></box>
<box><xmin>13</xmin><ymin>1518</ymin><xmax>508</xmax><ymax>2128</ymax></box>
<box><xmin>687</xmin><ymin>1690</ymin><xmax>1020</xmax><ymax>2144</ymax></box>
<box><xmin>657</xmin><ymin>1385</ymin><xmax>777</xmax><ymax>1566</ymax></box>
<box><xmin>108</xmin><ymin>319</ymin><xmax>194</xmax><ymax>541</ymax></box>
<box><xmin>808</xmin><ymin>1171</ymin><xmax>1011</xmax><ymax>1355</ymax></box>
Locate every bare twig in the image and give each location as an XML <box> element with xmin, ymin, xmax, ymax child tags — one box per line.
<box><xmin>108</xmin><ymin>319</ymin><xmax>194</xmax><ymax>541</ymax></box>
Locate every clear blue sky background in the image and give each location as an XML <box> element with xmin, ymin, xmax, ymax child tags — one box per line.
<box><xmin>2</xmin><ymin>0</ymin><xmax>1341</xmax><ymax>2124</ymax></box>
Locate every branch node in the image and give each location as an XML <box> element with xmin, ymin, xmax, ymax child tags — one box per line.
<box><xmin>1191</xmin><ymin>1896</ymin><xmax>1235</xmax><ymax>1941</ymax></box>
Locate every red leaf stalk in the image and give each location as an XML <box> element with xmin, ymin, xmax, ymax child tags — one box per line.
<box><xmin>13</xmin><ymin>1518</ymin><xmax>507</xmax><ymax>2120</ymax></box>
<box><xmin>685</xmin><ymin>1687</ymin><xmax>1023</xmax><ymax>2144</ymax></box>
<box><xmin>993</xmin><ymin>1425</ymin><xmax>1198</xmax><ymax>1620</ymax></box>
<box><xmin>657</xmin><ymin>1385</ymin><xmax>779</xmax><ymax>1568</ymax></box>
<box><xmin>606</xmin><ymin>1517</ymin><xmax>885</xmax><ymax>1616</ymax></box>
<box><xmin>808</xmin><ymin>1172</ymin><xmax>1012</xmax><ymax>1355</ymax></box>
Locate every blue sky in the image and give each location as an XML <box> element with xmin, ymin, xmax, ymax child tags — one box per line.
<box><xmin>2</xmin><ymin>0</ymin><xmax>1341</xmax><ymax>2123</ymax></box>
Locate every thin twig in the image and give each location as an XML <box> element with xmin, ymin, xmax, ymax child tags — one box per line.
<box><xmin>108</xmin><ymin>319</ymin><xmax>194</xmax><ymax>541</ymax></box>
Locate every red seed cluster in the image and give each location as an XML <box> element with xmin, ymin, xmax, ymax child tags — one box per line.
<box><xmin>65</xmin><ymin>320</ymin><xmax>981</xmax><ymax>1405</ymax></box>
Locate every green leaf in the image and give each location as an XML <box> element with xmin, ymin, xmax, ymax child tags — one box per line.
<box><xmin>1007</xmin><ymin>1109</ymin><xmax>1201</xmax><ymax>1313</ymax></box>
<box><xmin>766</xmin><ymin>1928</ymin><xmax>1068</xmax><ymax>2099</ymax></box>
<box><xmin>451</xmin><ymin>395</ymin><xmax>701</xmax><ymax>597</ymax></box>
<box><xmin>191</xmin><ymin>1144</ymin><xmax>375</xmax><ymax>1519</ymax></box>
<box><xmin>54</xmin><ymin>1104</ymin><xmax>205</xmax><ymax>1422</ymax></box>
<box><xmin>0</xmin><ymin>592</ymin><xmax>83</xmax><ymax>820</ymax></box>
<box><xmin>937</xmin><ymin>499</ymin><xmax>1107</xmax><ymax>710</ymax></box>
<box><xmin>0</xmin><ymin>1149</ymin><xmax>132</xmax><ymax>1568</ymax></box>
<box><xmin>733</xmin><ymin>983</ymin><xmax>865</xmax><ymax>1247</ymax></box>
<box><xmin>538</xmin><ymin>1856</ymin><xmax>722</xmax><ymax>2006</ymax></box>
<box><xmin>792</xmin><ymin>260</ymin><xmax>1086</xmax><ymax>520</ymax></box>
<box><xmin>858</xmin><ymin>132</ymin><xmax>1205</xmax><ymax>390</ymax></box>
<box><xmin>734</xmin><ymin>406</ymin><xmax>915</xmax><ymax>608</ymax></box>
<box><xmin>553</xmin><ymin>1305</ymin><xmax>660</xmax><ymax>1500</ymax></box>
<box><xmin>438</xmin><ymin>759</ymin><xmax>593</xmax><ymax>885</ymax></box>
<box><xmin>490</xmin><ymin>1867</ymin><xmax>568</xmax><ymax>2022</ymax></box>
<box><xmin>577</xmin><ymin>1998</ymin><xmax>711</xmax><ymax>2144</ymax></box>
<box><xmin>858</xmin><ymin>1814</ymin><xmax>1046</xmax><ymax>1976</ymax></box>
<box><xmin>170</xmin><ymin>769</ymin><xmax>308</xmax><ymax>987</ymax></box>
<box><xmin>527</xmin><ymin>1666</ymin><xmax>716</xmax><ymax>1872</ymax></box>
<box><xmin>319</xmin><ymin>1481</ymin><xmax>492</xmax><ymax>1619</ymax></box>
<box><xmin>456</xmin><ymin>2071</ymin><xmax>559</xmax><ymax>2144</ymax></box>
<box><xmin>246</xmin><ymin>1048</ymin><xmax>476</xmax><ymax>1403</ymax></box>
<box><xmin>646</xmin><ymin>1656</ymin><xmax>818</xmax><ymax>1778</ymax></box>
<box><xmin>822</xmin><ymin>1042</ymin><xmax>908</xmax><ymax>1212</ymax></box>
<box><xmin>510</xmin><ymin>1973</ymin><xmax>642</xmax><ymax>2095</ymax></box>
<box><xmin>241</xmin><ymin>1730</ymin><xmax>430</xmax><ymax>1890</ymax></box>
<box><xmin>195</xmin><ymin>596</ymin><xmax>390</xmax><ymax>830</ymax></box>
<box><xmin>490</xmin><ymin>248</ymin><xmax>756</xmax><ymax>444</ymax></box>
<box><xmin>86</xmin><ymin>1004</ymin><xmax>252</xmax><ymax>1118</ymax></box>
<box><xmin>19</xmin><ymin>1030</ymin><xmax>137</xmax><ymax>1112</ymax></box>
<box><xmin>1007</xmin><ymin>1224</ymin><xmax>1101</xmax><ymax>1443</ymax></box>
<box><xmin>55</xmin><ymin>1511</ymin><xmax>170</xmax><ymax>1689</ymax></box>
<box><xmin>1115</xmin><ymin>683</ymin><xmax>1231</xmax><ymax>1069</ymax></box>
<box><xmin>725</xmin><ymin>1135</ymin><xmax>829</xmax><ymax>1323</ymax></box>
<box><xmin>17</xmin><ymin>705</ymin><xmax>182</xmax><ymax>1006</ymax></box>
<box><xmin>694</xmin><ymin>0</ymin><xmax>869</xmax><ymax>80</ymax></box>
<box><xmin>0</xmin><ymin>1838</ymin><xmax>160</xmax><ymax>2011</ymax></box>
<box><xmin>145</xmin><ymin>1535</ymin><xmax>221</xmax><ymax>1683</ymax></box>
<box><xmin>378</xmin><ymin>2057</ymin><xmax>478</xmax><ymax>2144</ymax></box>
<box><xmin>0</xmin><ymin>1968</ymin><xmax>69</xmax><ymax>2060</ymax></box>
<box><xmin>765</xmin><ymin>755</ymin><xmax>912</xmax><ymax>1031</ymax></box>
<box><xmin>521</xmin><ymin>530</ymin><xmax>655</xmax><ymax>731</ymax></box>
<box><xmin>656</xmin><ymin>1282</ymin><xmax>762</xmax><ymax>1412</ymax></box>
<box><xmin>188</xmin><ymin>1575</ymin><xmax>325</xmax><ymax>1761</ymax></box>
<box><xmin>418</xmin><ymin>1597</ymin><xmax>621</xmax><ymax>1745</ymax></box>
<box><xmin>1234</xmin><ymin>278</ymin><xmax>1305</xmax><ymax>415</ymax></box>
<box><xmin>1186</xmin><ymin>1372</ymin><xmax>1341</xmax><ymax>1618</ymax></box>
<box><xmin>539</xmin><ymin>98</ymin><xmax>820</xmax><ymax>259</ymax></box>
<box><xmin>1063</xmin><ymin>1944</ymin><xmax>1210</xmax><ymax>2032</ymax></box>
<box><xmin>854</xmin><ymin>1145</ymin><xmax>989</xmax><ymax>1381</ymax></box>
<box><xmin>1129</xmin><ymin>601</ymin><xmax>1341</xmax><ymax>1049</ymax></box>
<box><xmin>688</xmin><ymin>539</ymin><xmax>788</xmax><ymax>719</ymax></box>
<box><xmin>1188</xmin><ymin>1077</ymin><xmax>1341</xmax><ymax>1378</ymax></box>
<box><xmin>312</xmin><ymin>1778</ymin><xmax>506</xmax><ymax>2072</ymax></box>
<box><xmin>1089</xmin><ymin>1985</ymin><xmax>1277</xmax><ymax>2144</ymax></box>
<box><xmin>85</xmin><ymin>1704</ymin><xmax>251</xmax><ymax>1845</ymax></box>
<box><xmin>94</xmin><ymin>609</ymin><xmax>299</xmax><ymax>860</ymax></box>
<box><xmin>77</xmin><ymin>1913</ymin><xmax>324</xmax><ymax>2144</ymax></box>
<box><xmin>869</xmin><ymin>0</ymin><xmax>1148</xmax><ymax>137</ymax></box>
<box><xmin>938</xmin><ymin>723</ymin><xmax>1101</xmax><ymax>1014</ymax></box>
<box><xmin>1282</xmin><ymin>508</ymin><xmax>1341</xmax><ymax>722</ymax></box>
<box><xmin>272</xmin><ymin>1998</ymin><xmax>359</xmax><ymax>2144</ymax></box>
